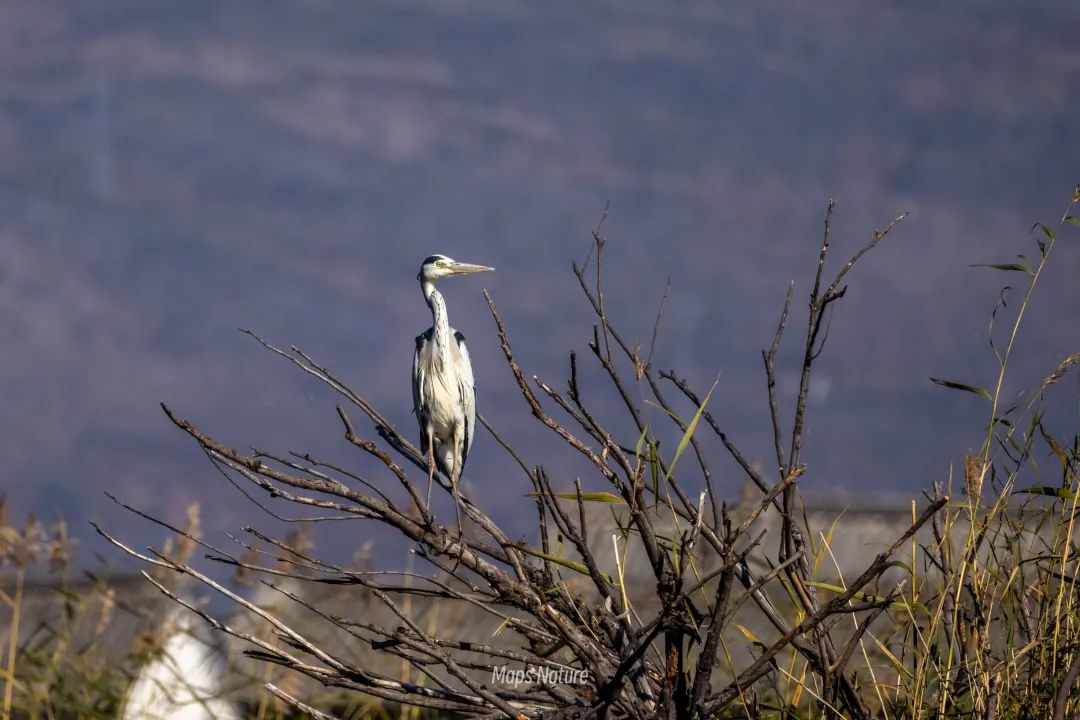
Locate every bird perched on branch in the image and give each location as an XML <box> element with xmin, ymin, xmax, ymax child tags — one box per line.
<box><xmin>412</xmin><ymin>254</ymin><xmax>493</xmax><ymax>546</ymax></box>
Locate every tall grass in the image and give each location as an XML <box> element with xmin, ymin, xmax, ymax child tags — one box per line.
<box><xmin>807</xmin><ymin>190</ymin><xmax>1080</xmax><ymax>719</ymax></box>
<box><xmin>0</xmin><ymin>502</ymin><xmax>129</xmax><ymax>719</ymax></box>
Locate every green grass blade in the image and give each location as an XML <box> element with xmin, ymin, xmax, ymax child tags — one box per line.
<box><xmin>512</xmin><ymin>544</ymin><xmax>613</xmax><ymax>582</ymax></box>
<box><xmin>528</xmin><ymin>491</ymin><xmax>626</xmax><ymax>504</ymax></box>
<box><xmin>970</xmin><ymin>262</ymin><xmax>1033</xmax><ymax>274</ymax></box>
<box><xmin>929</xmin><ymin>377</ymin><xmax>992</xmax><ymax>400</ymax></box>
<box><xmin>804</xmin><ymin>580</ymin><xmax>929</xmax><ymax>614</ymax></box>
<box><xmin>1012</xmin><ymin>485</ymin><xmax>1076</xmax><ymax>500</ymax></box>
<box><xmin>664</xmin><ymin>378</ymin><xmax>718</xmax><ymax>481</ymax></box>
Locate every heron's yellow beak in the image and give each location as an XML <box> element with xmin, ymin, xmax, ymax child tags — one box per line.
<box><xmin>450</xmin><ymin>262</ymin><xmax>495</xmax><ymax>275</ymax></box>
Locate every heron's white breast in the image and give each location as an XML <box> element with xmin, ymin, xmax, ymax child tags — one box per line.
<box><xmin>422</xmin><ymin>353</ymin><xmax>464</xmax><ymax>442</ymax></box>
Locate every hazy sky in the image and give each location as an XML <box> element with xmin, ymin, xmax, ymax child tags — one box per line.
<box><xmin>1</xmin><ymin>1</ymin><xmax>1078</xmax><ymax>565</ymax></box>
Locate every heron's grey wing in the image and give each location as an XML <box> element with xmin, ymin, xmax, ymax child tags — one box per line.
<box><xmin>453</xmin><ymin>330</ymin><xmax>476</xmax><ymax>466</ymax></box>
<box><xmin>413</xmin><ymin>331</ymin><xmax>431</xmax><ymax>455</ymax></box>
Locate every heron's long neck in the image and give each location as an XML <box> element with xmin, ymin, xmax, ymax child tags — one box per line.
<box><xmin>422</xmin><ymin>281</ymin><xmax>453</xmax><ymax>368</ymax></box>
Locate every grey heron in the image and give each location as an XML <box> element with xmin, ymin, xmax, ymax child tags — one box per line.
<box><xmin>412</xmin><ymin>254</ymin><xmax>493</xmax><ymax>540</ymax></box>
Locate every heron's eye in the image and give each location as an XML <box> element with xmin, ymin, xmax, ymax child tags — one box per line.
<box><xmin>436</xmin><ymin>261</ymin><xmax>447</xmax><ymax>268</ymax></box>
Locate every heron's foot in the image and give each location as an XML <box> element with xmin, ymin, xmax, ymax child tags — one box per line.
<box><xmin>447</xmin><ymin>526</ymin><xmax>466</xmax><ymax>573</ymax></box>
<box><xmin>441</xmin><ymin>529</ymin><xmax>460</xmax><ymax>553</ymax></box>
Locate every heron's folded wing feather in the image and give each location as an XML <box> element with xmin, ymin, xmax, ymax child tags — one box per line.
<box><xmin>413</xmin><ymin>331</ymin><xmax>431</xmax><ymax>454</ymax></box>
<box><xmin>453</xmin><ymin>330</ymin><xmax>476</xmax><ymax>467</ymax></box>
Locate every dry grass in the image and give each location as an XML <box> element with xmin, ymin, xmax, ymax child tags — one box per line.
<box><xmin>2</xmin><ymin>189</ymin><xmax>1079</xmax><ymax>719</ymax></box>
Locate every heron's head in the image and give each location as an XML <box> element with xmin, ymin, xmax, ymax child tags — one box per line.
<box><xmin>417</xmin><ymin>254</ymin><xmax>494</xmax><ymax>282</ymax></box>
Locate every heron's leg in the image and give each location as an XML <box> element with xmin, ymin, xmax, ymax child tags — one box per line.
<box><xmin>424</xmin><ymin>426</ymin><xmax>436</xmax><ymax>510</ymax></box>
<box><xmin>450</xmin><ymin>456</ymin><xmax>463</xmax><ymax>536</ymax></box>
<box><xmin>448</xmin><ymin>425</ymin><xmax>466</xmax><ymax>569</ymax></box>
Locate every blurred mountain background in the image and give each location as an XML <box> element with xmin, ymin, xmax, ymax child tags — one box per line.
<box><xmin>1</xmin><ymin>0</ymin><xmax>1077</xmax><ymax>566</ymax></box>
